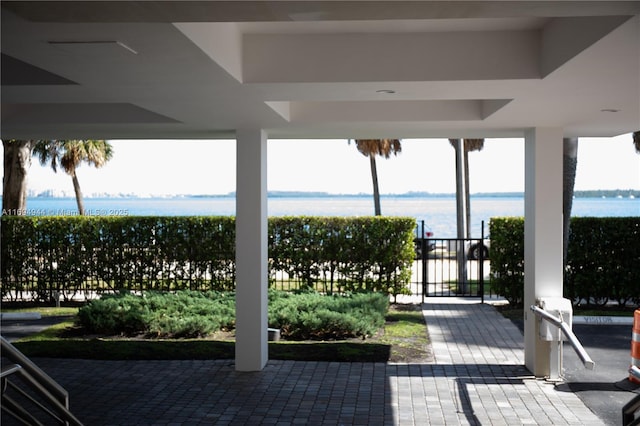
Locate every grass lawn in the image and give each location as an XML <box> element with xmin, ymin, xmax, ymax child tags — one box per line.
<box><xmin>9</xmin><ymin>304</ymin><xmax>431</xmax><ymax>363</ymax></box>
<box><xmin>2</xmin><ymin>306</ymin><xmax>80</xmax><ymax>317</ymax></box>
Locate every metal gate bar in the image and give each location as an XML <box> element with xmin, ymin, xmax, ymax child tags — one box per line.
<box><xmin>413</xmin><ymin>221</ymin><xmax>490</xmax><ymax>301</ymax></box>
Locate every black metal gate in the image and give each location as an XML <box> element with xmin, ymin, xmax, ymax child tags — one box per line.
<box><xmin>412</xmin><ymin>221</ymin><xmax>490</xmax><ymax>301</ymax></box>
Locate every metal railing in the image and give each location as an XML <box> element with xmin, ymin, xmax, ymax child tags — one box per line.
<box><xmin>530</xmin><ymin>304</ymin><xmax>595</xmax><ymax>369</ymax></box>
<box><xmin>411</xmin><ymin>221</ymin><xmax>492</xmax><ymax>301</ymax></box>
<box><xmin>1</xmin><ymin>336</ymin><xmax>83</xmax><ymax>425</ymax></box>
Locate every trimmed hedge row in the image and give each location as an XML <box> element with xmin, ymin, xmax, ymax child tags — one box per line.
<box><xmin>1</xmin><ymin>216</ymin><xmax>415</xmax><ymax>301</ymax></box>
<box><xmin>487</xmin><ymin>217</ymin><xmax>525</xmax><ymax>305</ymax></box>
<box><xmin>269</xmin><ymin>217</ymin><xmax>414</xmax><ymax>294</ymax></box>
<box><xmin>565</xmin><ymin>217</ymin><xmax>640</xmax><ymax>306</ymax></box>
<box><xmin>489</xmin><ymin>216</ymin><xmax>640</xmax><ymax>306</ymax></box>
<box><xmin>1</xmin><ymin>216</ymin><xmax>237</xmax><ymax>298</ymax></box>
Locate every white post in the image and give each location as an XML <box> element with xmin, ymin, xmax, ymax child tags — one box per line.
<box><xmin>524</xmin><ymin>127</ymin><xmax>564</xmax><ymax>376</ymax></box>
<box><xmin>235</xmin><ymin>128</ymin><xmax>268</xmax><ymax>371</ymax></box>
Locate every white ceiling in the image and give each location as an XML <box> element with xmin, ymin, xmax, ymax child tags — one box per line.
<box><xmin>2</xmin><ymin>1</ymin><xmax>639</xmax><ymax>140</ymax></box>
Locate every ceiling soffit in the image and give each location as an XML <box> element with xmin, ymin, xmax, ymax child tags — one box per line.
<box><xmin>2</xmin><ymin>103</ymin><xmax>180</xmax><ymax>124</ymax></box>
<box><xmin>178</xmin><ymin>14</ymin><xmax>634</xmax><ymax>127</ymax></box>
<box><xmin>4</xmin><ymin>1</ymin><xmax>640</xmax><ymax>22</ymax></box>
<box><xmin>1</xmin><ymin>1</ymin><xmax>639</xmax><ymax>139</ymax></box>
<box><xmin>242</xmin><ymin>31</ymin><xmax>540</xmax><ymax>83</ymax></box>
<box><xmin>1</xmin><ymin>53</ymin><xmax>78</xmax><ymax>86</ymax></box>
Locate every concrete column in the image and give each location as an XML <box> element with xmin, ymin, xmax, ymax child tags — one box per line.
<box><xmin>235</xmin><ymin>128</ymin><xmax>268</xmax><ymax>371</ymax></box>
<box><xmin>524</xmin><ymin>127</ymin><xmax>564</xmax><ymax>376</ymax></box>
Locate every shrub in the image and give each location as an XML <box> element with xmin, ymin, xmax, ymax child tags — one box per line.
<box><xmin>77</xmin><ymin>292</ymin><xmax>149</xmax><ymax>335</ymax></box>
<box><xmin>77</xmin><ymin>290</ymin><xmax>389</xmax><ymax>340</ymax></box>
<box><xmin>2</xmin><ymin>216</ymin><xmax>415</xmax><ymax>300</ymax></box>
<box><xmin>490</xmin><ymin>216</ymin><xmax>640</xmax><ymax>306</ymax></box>
<box><xmin>489</xmin><ymin>217</ymin><xmax>525</xmax><ymax>306</ymax></box>
<box><xmin>565</xmin><ymin>217</ymin><xmax>640</xmax><ymax>306</ymax></box>
<box><xmin>267</xmin><ymin>290</ymin><xmax>388</xmax><ymax>340</ymax></box>
<box><xmin>78</xmin><ymin>291</ymin><xmax>235</xmax><ymax>338</ymax></box>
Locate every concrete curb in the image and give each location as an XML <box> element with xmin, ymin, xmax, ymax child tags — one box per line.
<box><xmin>572</xmin><ymin>316</ymin><xmax>634</xmax><ymax>325</ymax></box>
<box><xmin>0</xmin><ymin>312</ymin><xmax>42</xmax><ymax>321</ymax></box>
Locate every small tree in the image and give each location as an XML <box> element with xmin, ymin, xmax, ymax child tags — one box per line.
<box><xmin>33</xmin><ymin>140</ymin><xmax>113</xmax><ymax>215</ymax></box>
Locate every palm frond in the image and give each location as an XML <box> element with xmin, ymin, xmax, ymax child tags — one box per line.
<box><xmin>352</xmin><ymin>139</ymin><xmax>401</xmax><ymax>158</ymax></box>
<box><xmin>32</xmin><ymin>140</ymin><xmax>63</xmax><ymax>172</ymax></box>
<box><xmin>464</xmin><ymin>138</ymin><xmax>485</xmax><ymax>152</ymax></box>
<box><xmin>449</xmin><ymin>138</ymin><xmax>484</xmax><ymax>152</ymax></box>
<box><xmin>32</xmin><ymin>139</ymin><xmax>113</xmax><ymax>174</ymax></box>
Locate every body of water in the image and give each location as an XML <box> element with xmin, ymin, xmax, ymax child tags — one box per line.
<box><xmin>23</xmin><ymin>196</ymin><xmax>639</xmax><ymax>238</ymax></box>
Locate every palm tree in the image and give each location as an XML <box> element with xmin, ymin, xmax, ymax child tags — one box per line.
<box><xmin>350</xmin><ymin>139</ymin><xmax>402</xmax><ymax>215</ymax></box>
<box><xmin>633</xmin><ymin>131</ymin><xmax>640</xmax><ymax>153</ymax></box>
<box><xmin>448</xmin><ymin>138</ymin><xmax>484</xmax><ymax>293</ymax></box>
<box><xmin>33</xmin><ymin>140</ymin><xmax>113</xmax><ymax>215</ymax></box>
<box><xmin>449</xmin><ymin>138</ymin><xmax>484</xmax><ymax>238</ymax></box>
<box><xmin>2</xmin><ymin>140</ymin><xmax>39</xmax><ymax>213</ymax></box>
<box><xmin>562</xmin><ymin>138</ymin><xmax>579</xmax><ymax>266</ymax></box>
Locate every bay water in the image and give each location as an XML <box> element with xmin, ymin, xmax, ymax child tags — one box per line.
<box><xmin>24</xmin><ymin>195</ymin><xmax>638</xmax><ymax>238</ymax></box>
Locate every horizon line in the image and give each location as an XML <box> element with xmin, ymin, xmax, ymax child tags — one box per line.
<box><xmin>22</xmin><ymin>188</ymin><xmax>640</xmax><ymax>199</ymax></box>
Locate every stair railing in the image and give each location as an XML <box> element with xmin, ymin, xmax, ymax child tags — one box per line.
<box><xmin>1</xmin><ymin>335</ymin><xmax>83</xmax><ymax>425</ymax></box>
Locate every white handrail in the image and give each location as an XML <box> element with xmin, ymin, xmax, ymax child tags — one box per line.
<box><xmin>1</xmin><ymin>336</ymin><xmax>83</xmax><ymax>425</ymax></box>
<box><xmin>1</xmin><ymin>336</ymin><xmax>69</xmax><ymax>404</ymax></box>
<box><xmin>530</xmin><ymin>305</ymin><xmax>595</xmax><ymax>370</ymax></box>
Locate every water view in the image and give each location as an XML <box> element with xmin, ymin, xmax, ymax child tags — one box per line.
<box><xmin>24</xmin><ymin>195</ymin><xmax>639</xmax><ymax>238</ymax></box>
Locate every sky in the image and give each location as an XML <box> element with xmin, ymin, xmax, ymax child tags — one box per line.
<box><xmin>13</xmin><ymin>133</ymin><xmax>640</xmax><ymax>197</ymax></box>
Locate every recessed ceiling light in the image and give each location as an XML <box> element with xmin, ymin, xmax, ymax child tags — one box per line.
<box><xmin>376</xmin><ymin>89</ymin><xmax>396</xmax><ymax>94</ymax></box>
<box><xmin>600</xmin><ymin>108</ymin><xmax>620</xmax><ymax>113</ymax></box>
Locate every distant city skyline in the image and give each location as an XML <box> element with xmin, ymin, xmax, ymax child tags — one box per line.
<box><xmin>6</xmin><ymin>135</ymin><xmax>640</xmax><ymax>198</ymax></box>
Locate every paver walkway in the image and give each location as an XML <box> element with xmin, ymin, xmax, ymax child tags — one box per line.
<box><xmin>1</xmin><ymin>298</ymin><xmax>604</xmax><ymax>425</ymax></box>
<box><xmin>420</xmin><ymin>298</ymin><xmax>602</xmax><ymax>425</ymax></box>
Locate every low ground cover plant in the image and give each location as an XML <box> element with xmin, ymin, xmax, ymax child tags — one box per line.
<box><xmin>78</xmin><ymin>291</ymin><xmax>236</xmax><ymax>337</ymax></box>
<box><xmin>268</xmin><ymin>290</ymin><xmax>388</xmax><ymax>340</ymax></box>
<box><xmin>77</xmin><ymin>290</ymin><xmax>389</xmax><ymax>340</ymax></box>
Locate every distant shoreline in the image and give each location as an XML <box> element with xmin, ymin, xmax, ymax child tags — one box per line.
<box><xmin>22</xmin><ymin>189</ymin><xmax>640</xmax><ymax>200</ymax></box>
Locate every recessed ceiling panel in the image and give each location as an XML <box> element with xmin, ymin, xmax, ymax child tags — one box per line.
<box><xmin>1</xmin><ymin>103</ymin><xmax>180</xmax><ymax>124</ymax></box>
<box><xmin>1</xmin><ymin>54</ymin><xmax>78</xmax><ymax>86</ymax></box>
<box><xmin>288</xmin><ymin>100</ymin><xmax>485</xmax><ymax>122</ymax></box>
<box><xmin>244</xmin><ymin>31</ymin><xmax>540</xmax><ymax>83</ymax></box>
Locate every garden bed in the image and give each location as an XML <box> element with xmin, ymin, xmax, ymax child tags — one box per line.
<box><xmin>8</xmin><ymin>293</ymin><xmax>432</xmax><ymax>363</ymax></box>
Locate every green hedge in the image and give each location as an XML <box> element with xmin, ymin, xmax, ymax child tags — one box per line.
<box><xmin>490</xmin><ymin>216</ymin><xmax>640</xmax><ymax>306</ymax></box>
<box><xmin>488</xmin><ymin>217</ymin><xmax>525</xmax><ymax>305</ymax></box>
<box><xmin>1</xmin><ymin>216</ymin><xmax>415</xmax><ymax>301</ymax></box>
<box><xmin>565</xmin><ymin>217</ymin><xmax>640</xmax><ymax>306</ymax></box>
<box><xmin>269</xmin><ymin>217</ymin><xmax>414</xmax><ymax>295</ymax></box>
<box><xmin>1</xmin><ymin>216</ymin><xmax>237</xmax><ymax>299</ymax></box>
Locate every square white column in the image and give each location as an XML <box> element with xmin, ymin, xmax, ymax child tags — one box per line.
<box><xmin>235</xmin><ymin>128</ymin><xmax>268</xmax><ymax>371</ymax></box>
<box><xmin>524</xmin><ymin>127</ymin><xmax>564</xmax><ymax>376</ymax></box>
